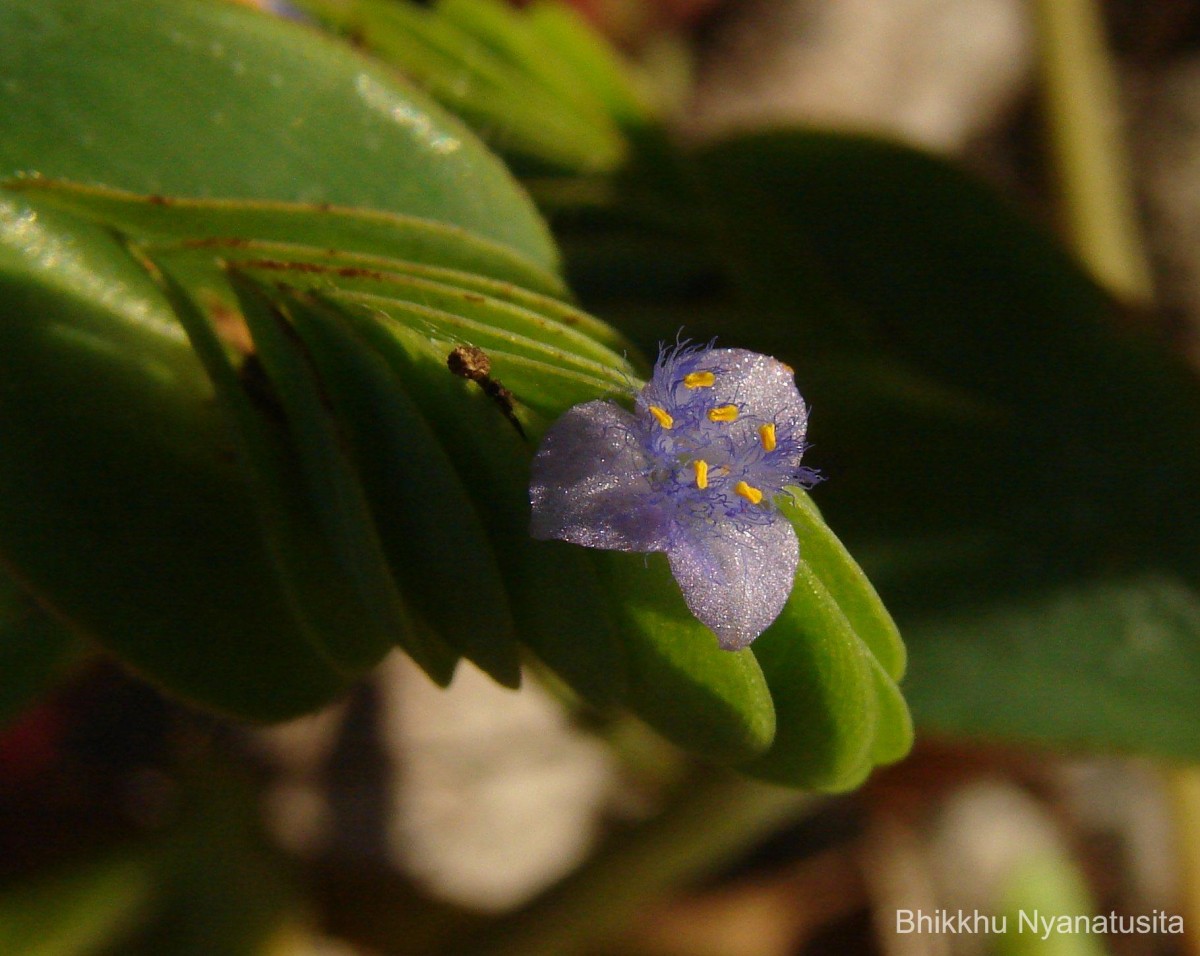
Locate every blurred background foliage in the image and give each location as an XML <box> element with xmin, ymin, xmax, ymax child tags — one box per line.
<box><xmin>2</xmin><ymin>0</ymin><xmax>1200</xmax><ymax>953</ymax></box>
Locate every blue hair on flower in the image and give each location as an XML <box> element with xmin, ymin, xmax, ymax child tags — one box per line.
<box><xmin>530</xmin><ymin>343</ymin><xmax>818</xmax><ymax>650</ymax></box>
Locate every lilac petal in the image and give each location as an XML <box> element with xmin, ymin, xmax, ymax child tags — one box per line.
<box><xmin>700</xmin><ymin>349</ymin><xmax>808</xmax><ymax>435</ymax></box>
<box><xmin>667</xmin><ymin>516</ymin><xmax>799</xmax><ymax>650</ymax></box>
<box><xmin>530</xmin><ymin>400</ymin><xmax>672</xmax><ymax>552</ymax></box>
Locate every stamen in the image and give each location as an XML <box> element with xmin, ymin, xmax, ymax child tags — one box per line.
<box><xmin>648</xmin><ymin>405</ymin><xmax>674</xmax><ymax>429</ymax></box>
<box><xmin>683</xmin><ymin>371</ymin><xmax>715</xmax><ymax>389</ymax></box>
<box><xmin>693</xmin><ymin>459</ymin><xmax>709</xmax><ymax>490</ymax></box>
<box><xmin>779</xmin><ymin>361</ymin><xmax>794</xmax><ymax>375</ymax></box>
<box><xmin>734</xmin><ymin>481</ymin><xmax>763</xmax><ymax>505</ymax></box>
<box><xmin>758</xmin><ymin>423</ymin><xmax>777</xmax><ymax>452</ymax></box>
<box><xmin>707</xmin><ymin>404</ymin><xmax>739</xmax><ymax>423</ymax></box>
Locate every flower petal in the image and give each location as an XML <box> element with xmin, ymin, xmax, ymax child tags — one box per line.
<box><xmin>530</xmin><ymin>400</ymin><xmax>672</xmax><ymax>552</ymax></box>
<box><xmin>701</xmin><ymin>349</ymin><xmax>807</xmax><ymax>432</ymax></box>
<box><xmin>667</xmin><ymin>516</ymin><xmax>799</xmax><ymax>650</ymax></box>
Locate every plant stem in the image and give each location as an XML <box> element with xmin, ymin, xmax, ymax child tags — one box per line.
<box><xmin>1029</xmin><ymin>0</ymin><xmax>1154</xmax><ymax>305</ymax></box>
<box><xmin>439</xmin><ymin>770</ymin><xmax>819</xmax><ymax>956</ymax></box>
<box><xmin>1169</xmin><ymin>769</ymin><xmax>1200</xmax><ymax>956</ymax></box>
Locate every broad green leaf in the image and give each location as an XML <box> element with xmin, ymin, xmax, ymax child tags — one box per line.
<box><xmin>0</xmin><ymin>0</ymin><xmax>557</xmax><ymax>270</ymax></box>
<box><xmin>904</xmin><ymin>574</ymin><xmax>1200</xmax><ymax>759</ymax></box>
<box><xmin>596</xmin><ymin>552</ymin><xmax>776</xmax><ymax>765</ymax></box>
<box><xmin>0</xmin><ymin>195</ymin><xmax>347</xmax><ymax>719</ymax></box>
<box><xmin>608</xmin><ymin>128</ymin><xmax>1200</xmax><ymax>759</ymax></box>
<box><xmin>1</xmin><ymin>0</ymin><xmax>571</xmax><ymax>719</ymax></box>
<box><xmin>0</xmin><ymin>569</ymin><xmax>86</xmax><ymax>729</ymax></box>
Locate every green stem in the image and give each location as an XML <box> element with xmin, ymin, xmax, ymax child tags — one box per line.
<box><xmin>1030</xmin><ymin>0</ymin><xmax>1154</xmax><ymax>304</ymax></box>
<box><xmin>438</xmin><ymin>770</ymin><xmax>819</xmax><ymax>956</ymax></box>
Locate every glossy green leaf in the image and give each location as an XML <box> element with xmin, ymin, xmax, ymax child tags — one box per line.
<box><xmin>0</xmin><ymin>0</ymin><xmax>569</xmax><ymax>720</ymax></box>
<box><xmin>0</xmin><ymin>0</ymin><xmax>556</xmax><ymax>270</ymax></box>
<box><xmin>596</xmin><ymin>552</ymin><xmax>776</xmax><ymax>765</ymax></box>
<box><xmin>12</xmin><ymin>179</ymin><xmax>565</xmax><ymax>297</ymax></box>
<box><xmin>326</xmin><ymin>293</ymin><xmax>625</xmax><ymax>419</ymax></box>
<box><xmin>143</xmin><ymin>235</ymin><xmax>639</xmax><ymax>360</ymax></box>
<box><xmin>0</xmin><ymin>195</ymin><xmax>347</xmax><ymax>719</ymax></box>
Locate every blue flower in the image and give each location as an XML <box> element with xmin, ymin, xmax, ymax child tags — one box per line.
<box><xmin>530</xmin><ymin>343</ymin><xmax>817</xmax><ymax>650</ymax></box>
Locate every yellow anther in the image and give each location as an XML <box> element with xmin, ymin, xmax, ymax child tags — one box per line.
<box><xmin>693</xmin><ymin>459</ymin><xmax>709</xmax><ymax>490</ymax></box>
<box><xmin>779</xmin><ymin>362</ymin><xmax>794</xmax><ymax>375</ymax></box>
<box><xmin>683</xmin><ymin>371</ymin><xmax>715</xmax><ymax>389</ymax></box>
<box><xmin>648</xmin><ymin>405</ymin><xmax>674</xmax><ymax>429</ymax></box>
<box><xmin>758</xmin><ymin>423</ymin><xmax>777</xmax><ymax>452</ymax></box>
<box><xmin>734</xmin><ymin>481</ymin><xmax>764</xmax><ymax>505</ymax></box>
<box><xmin>707</xmin><ymin>404</ymin><xmax>739</xmax><ymax>423</ymax></box>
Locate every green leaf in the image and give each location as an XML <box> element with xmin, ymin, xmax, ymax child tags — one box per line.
<box><xmin>230</xmin><ymin>273</ymin><xmax>458</xmax><ymax>679</ymax></box>
<box><xmin>0</xmin><ymin>195</ymin><xmax>347</xmax><ymax>719</ymax></box>
<box><xmin>294</xmin><ymin>0</ymin><xmax>626</xmax><ymax>173</ymax></box>
<box><xmin>0</xmin><ymin>0</ymin><xmax>557</xmax><ymax>270</ymax></box>
<box><xmin>524</xmin><ymin>1</ymin><xmax>655</xmax><ymax>128</ymax></box>
<box><xmin>740</xmin><ymin>496</ymin><xmax>912</xmax><ymax>791</ymax></box>
<box><xmin>905</xmin><ymin>573</ymin><xmax>1200</xmax><ymax>759</ymax></box>
<box><xmin>278</xmin><ymin>290</ymin><xmax>522</xmax><ymax>687</ymax></box>
<box><xmin>596</xmin><ymin>552</ymin><xmax>777</xmax><ymax>765</ymax></box>
<box><xmin>12</xmin><ymin>179</ymin><xmax>565</xmax><ymax>297</ymax></box>
<box><xmin>436</xmin><ymin>0</ymin><xmax>618</xmax><ymax>126</ymax></box>
<box><xmin>668</xmin><ymin>129</ymin><xmax>1200</xmax><ymax>759</ymax></box>
<box><xmin>783</xmin><ymin>491</ymin><xmax>905</xmax><ymax>681</ymax></box>
<box><xmin>0</xmin><ymin>0</ymin><xmax>577</xmax><ymax>720</ymax></box>
<box><xmin>333</xmin><ymin>316</ymin><xmax>629</xmax><ymax>705</ymax></box>
<box><xmin>743</xmin><ymin>561</ymin><xmax>876</xmax><ymax>791</ymax></box>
